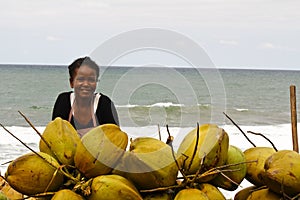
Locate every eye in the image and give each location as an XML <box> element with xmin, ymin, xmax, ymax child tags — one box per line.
<box><xmin>76</xmin><ymin>77</ymin><xmax>85</xmax><ymax>82</ymax></box>
<box><xmin>87</xmin><ymin>77</ymin><xmax>97</xmax><ymax>83</ymax></box>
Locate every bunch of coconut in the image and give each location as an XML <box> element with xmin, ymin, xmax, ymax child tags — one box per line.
<box><xmin>2</xmin><ymin>117</ymin><xmax>143</xmax><ymax>199</ymax></box>
<box><xmin>234</xmin><ymin>145</ymin><xmax>300</xmax><ymax>199</ymax></box>
<box><xmin>2</xmin><ymin>117</ymin><xmax>251</xmax><ymax>199</ymax></box>
<box><xmin>166</xmin><ymin>123</ymin><xmax>248</xmax><ymax>200</ymax></box>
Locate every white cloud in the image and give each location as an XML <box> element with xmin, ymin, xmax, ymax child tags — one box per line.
<box><xmin>259</xmin><ymin>42</ymin><xmax>276</xmax><ymax>49</ymax></box>
<box><xmin>219</xmin><ymin>40</ymin><xmax>238</xmax><ymax>46</ymax></box>
<box><xmin>259</xmin><ymin>42</ymin><xmax>296</xmax><ymax>52</ymax></box>
<box><xmin>46</xmin><ymin>36</ymin><xmax>62</xmax><ymax>41</ymax></box>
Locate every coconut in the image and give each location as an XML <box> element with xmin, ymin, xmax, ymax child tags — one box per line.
<box><xmin>5</xmin><ymin>152</ymin><xmax>64</xmax><ymax>196</ymax></box>
<box><xmin>246</xmin><ymin>188</ymin><xmax>281</xmax><ymax>200</ymax></box>
<box><xmin>87</xmin><ymin>174</ymin><xmax>143</xmax><ymax>200</ymax></box>
<box><xmin>261</xmin><ymin>150</ymin><xmax>300</xmax><ymax>197</ymax></box>
<box><xmin>234</xmin><ymin>186</ymin><xmax>257</xmax><ymax>200</ymax></box>
<box><xmin>51</xmin><ymin>189</ymin><xmax>84</xmax><ymax>200</ymax></box>
<box><xmin>112</xmin><ymin>137</ymin><xmax>179</xmax><ymax>190</ymax></box>
<box><xmin>74</xmin><ymin>124</ymin><xmax>128</xmax><ymax>178</ymax></box>
<box><xmin>196</xmin><ymin>183</ymin><xmax>225</xmax><ymax>200</ymax></box>
<box><xmin>174</xmin><ymin>188</ymin><xmax>209</xmax><ymax>200</ymax></box>
<box><xmin>177</xmin><ymin>124</ymin><xmax>229</xmax><ymax>181</ymax></box>
<box><xmin>243</xmin><ymin>147</ymin><xmax>276</xmax><ymax>186</ymax></box>
<box><xmin>39</xmin><ymin>117</ymin><xmax>81</xmax><ymax>165</ymax></box>
<box><xmin>0</xmin><ymin>192</ymin><xmax>8</xmax><ymax>200</ymax></box>
<box><xmin>210</xmin><ymin>145</ymin><xmax>247</xmax><ymax>190</ymax></box>
<box><xmin>142</xmin><ymin>192</ymin><xmax>172</xmax><ymax>200</ymax></box>
<box><xmin>0</xmin><ymin>176</ymin><xmax>23</xmax><ymax>199</ymax></box>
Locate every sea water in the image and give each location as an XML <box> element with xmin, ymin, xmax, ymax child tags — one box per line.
<box><xmin>1</xmin><ymin>64</ymin><xmax>300</xmax><ymax>198</ymax></box>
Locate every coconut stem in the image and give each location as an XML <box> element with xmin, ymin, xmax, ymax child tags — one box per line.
<box><xmin>189</xmin><ymin>153</ymin><xmax>205</xmax><ymax>186</ymax></box>
<box><xmin>157</xmin><ymin>124</ymin><xmax>161</xmax><ymax>141</ymax></box>
<box><xmin>187</xmin><ymin>123</ymin><xmax>200</xmax><ymax>172</ymax></box>
<box><xmin>18</xmin><ymin>111</ymin><xmax>62</xmax><ymax>164</ymax></box>
<box><xmin>247</xmin><ymin>131</ymin><xmax>278</xmax><ymax>151</ymax></box>
<box><xmin>18</xmin><ymin>110</ymin><xmax>43</xmax><ymax>138</ymax></box>
<box><xmin>0</xmin><ymin>123</ymin><xmax>57</xmax><ymax>170</ymax></box>
<box><xmin>223</xmin><ymin>112</ymin><xmax>256</xmax><ymax>147</ymax></box>
<box><xmin>23</xmin><ymin>192</ymin><xmax>55</xmax><ymax>199</ymax></box>
<box><xmin>0</xmin><ymin>123</ymin><xmax>42</xmax><ymax>159</ymax></box>
<box><xmin>290</xmin><ymin>193</ymin><xmax>300</xmax><ymax>200</ymax></box>
<box><xmin>166</xmin><ymin>125</ymin><xmax>188</xmax><ymax>181</ymax></box>
<box><xmin>140</xmin><ymin>184</ymin><xmax>182</xmax><ymax>193</ymax></box>
<box><xmin>44</xmin><ymin>168</ymin><xmax>60</xmax><ymax>193</ymax></box>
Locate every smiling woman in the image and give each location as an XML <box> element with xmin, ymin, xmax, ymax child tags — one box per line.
<box><xmin>52</xmin><ymin>56</ymin><xmax>119</xmax><ymax>137</ymax></box>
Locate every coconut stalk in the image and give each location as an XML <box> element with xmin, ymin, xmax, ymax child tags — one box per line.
<box><xmin>247</xmin><ymin>131</ymin><xmax>278</xmax><ymax>151</ymax></box>
<box><xmin>0</xmin><ymin>122</ymin><xmax>79</xmax><ymax>184</ymax></box>
<box><xmin>18</xmin><ymin>110</ymin><xmax>63</xmax><ymax>165</ymax></box>
<box><xmin>223</xmin><ymin>112</ymin><xmax>256</xmax><ymax>147</ymax></box>
<box><xmin>290</xmin><ymin>85</ymin><xmax>299</xmax><ymax>153</ymax></box>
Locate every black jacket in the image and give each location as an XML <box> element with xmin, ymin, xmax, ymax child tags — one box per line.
<box><xmin>52</xmin><ymin>91</ymin><xmax>119</xmax><ymax>128</ymax></box>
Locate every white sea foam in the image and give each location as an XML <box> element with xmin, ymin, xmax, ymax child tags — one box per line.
<box><xmin>235</xmin><ymin>108</ymin><xmax>249</xmax><ymax>112</ymax></box>
<box><xmin>116</xmin><ymin>102</ymin><xmax>184</xmax><ymax>108</ymax></box>
<box><xmin>0</xmin><ymin>123</ymin><xmax>296</xmax><ymax>199</ymax></box>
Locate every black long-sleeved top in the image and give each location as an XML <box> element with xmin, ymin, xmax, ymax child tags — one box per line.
<box><xmin>52</xmin><ymin>91</ymin><xmax>119</xmax><ymax>129</ymax></box>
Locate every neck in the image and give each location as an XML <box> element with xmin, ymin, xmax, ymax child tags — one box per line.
<box><xmin>74</xmin><ymin>94</ymin><xmax>94</xmax><ymax>108</ymax></box>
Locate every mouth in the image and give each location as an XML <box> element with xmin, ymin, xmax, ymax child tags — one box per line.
<box><xmin>79</xmin><ymin>88</ymin><xmax>93</xmax><ymax>94</ymax></box>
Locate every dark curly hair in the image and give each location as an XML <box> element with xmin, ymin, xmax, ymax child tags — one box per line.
<box><xmin>68</xmin><ymin>56</ymin><xmax>100</xmax><ymax>82</ymax></box>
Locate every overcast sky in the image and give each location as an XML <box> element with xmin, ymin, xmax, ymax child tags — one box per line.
<box><xmin>1</xmin><ymin>0</ymin><xmax>299</xmax><ymax>69</ymax></box>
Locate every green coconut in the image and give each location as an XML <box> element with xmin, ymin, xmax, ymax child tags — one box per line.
<box><xmin>39</xmin><ymin>117</ymin><xmax>81</xmax><ymax>166</ymax></box>
<box><xmin>51</xmin><ymin>189</ymin><xmax>84</xmax><ymax>200</ymax></box>
<box><xmin>74</xmin><ymin>124</ymin><xmax>128</xmax><ymax>178</ymax></box>
<box><xmin>261</xmin><ymin>150</ymin><xmax>300</xmax><ymax>197</ymax></box>
<box><xmin>112</xmin><ymin>137</ymin><xmax>179</xmax><ymax>190</ymax></box>
<box><xmin>5</xmin><ymin>152</ymin><xmax>64</xmax><ymax>196</ymax></box>
<box><xmin>243</xmin><ymin>147</ymin><xmax>276</xmax><ymax>186</ymax></box>
<box><xmin>174</xmin><ymin>188</ymin><xmax>209</xmax><ymax>200</ymax></box>
<box><xmin>210</xmin><ymin>145</ymin><xmax>247</xmax><ymax>190</ymax></box>
<box><xmin>177</xmin><ymin>124</ymin><xmax>229</xmax><ymax>181</ymax></box>
<box><xmin>87</xmin><ymin>174</ymin><xmax>143</xmax><ymax>200</ymax></box>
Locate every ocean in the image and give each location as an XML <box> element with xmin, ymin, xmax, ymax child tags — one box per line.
<box><xmin>1</xmin><ymin>64</ymin><xmax>300</xmax><ymax>198</ymax></box>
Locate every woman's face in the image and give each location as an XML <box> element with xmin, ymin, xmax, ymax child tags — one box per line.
<box><xmin>71</xmin><ymin>65</ymin><xmax>98</xmax><ymax>99</ymax></box>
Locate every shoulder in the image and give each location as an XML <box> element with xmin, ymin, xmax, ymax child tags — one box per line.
<box><xmin>54</xmin><ymin>91</ymin><xmax>72</xmax><ymax>104</ymax></box>
<box><xmin>56</xmin><ymin>91</ymin><xmax>72</xmax><ymax>100</ymax></box>
<box><xmin>57</xmin><ymin>91</ymin><xmax>72</xmax><ymax>98</ymax></box>
<box><xmin>98</xmin><ymin>93</ymin><xmax>113</xmax><ymax>103</ymax></box>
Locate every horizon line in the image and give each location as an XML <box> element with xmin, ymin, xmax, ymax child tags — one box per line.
<box><xmin>0</xmin><ymin>63</ymin><xmax>299</xmax><ymax>71</ymax></box>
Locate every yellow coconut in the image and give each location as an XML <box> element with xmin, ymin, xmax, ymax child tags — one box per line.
<box><xmin>196</xmin><ymin>183</ymin><xmax>226</xmax><ymax>200</ymax></box>
<box><xmin>243</xmin><ymin>147</ymin><xmax>276</xmax><ymax>186</ymax></box>
<box><xmin>74</xmin><ymin>124</ymin><xmax>128</xmax><ymax>178</ymax></box>
<box><xmin>142</xmin><ymin>192</ymin><xmax>172</xmax><ymax>200</ymax></box>
<box><xmin>5</xmin><ymin>152</ymin><xmax>64</xmax><ymax>196</ymax></box>
<box><xmin>0</xmin><ymin>176</ymin><xmax>23</xmax><ymax>199</ymax></box>
<box><xmin>39</xmin><ymin>117</ymin><xmax>81</xmax><ymax>165</ymax></box>
<box><xmin>174</xmin><ymin>188</ymin><xmax>209</xmax><ymax>200</ymax></box>
<box><xmin>246</xmin><ymin>188</ymin><xmax>281</xmax><ymax>200</ymax></box>
<box><xmin>87</xmin><ymin>174</ymin><xmax>143</xmax><ymax>200</ymax></box>
<box><xmin>0</xmin><ymin>192</ymin><xmax>8</xmax><ymax>200</ymax></box>
<box><xmin>177</xmin><ymin>124</ymin><xmax>229</xmax><ymax>181</ymax></box>
<box><xmin>210</xmin><ymin>145</ymin><xmax>247</xmax><ymax>190</ymax></box>
<box><xmin>51</xmin><ymin>189</ymin><xmax>84</xmax><ymax>200</ymax></box>
<box><xmin>234</xmin><ymin>186</ymin><xmax>257</xmax><ymax>200</ymax></box>
<box><xmin>261</xmin><ymin>150</ymin><xmax>300</xmax><ymax>197</ymax></box>
<box><xmin>112</xmin><ymin>137</ymin><xmax>179</xmax><ymax>190</ymax></box>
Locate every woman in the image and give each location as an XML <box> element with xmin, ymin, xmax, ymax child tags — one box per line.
<box><xmin>52</xmin><ymin>56</ymin><xmax>119</xmax><ymax>137</ymax></box>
